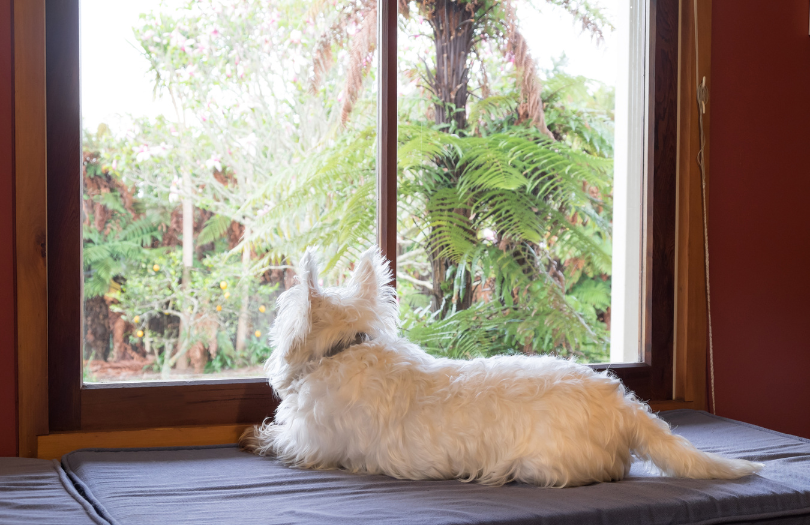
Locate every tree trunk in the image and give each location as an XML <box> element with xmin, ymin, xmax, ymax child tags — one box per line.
<box><xmin>426</xmin><ymin>0</ymin><xmax>476</xmax><ymax>315</ymax></box>
<box><xmin>235</xmin><ymin>226</ymin><xmax>252</xmax><ymax>354</ymax></box>
<box><xmin>175</xmin><ymin>171</ymin><xmax>195</xmax><ymax>372</ymax></box>
<box><xmin>84</xmin><ymin>296</ymin><xmax>111</xmax><ymax>361</ymax></box>
<box><xmin>429</xmin><ymin>0</ymin><xmax>475</xmax><ymax>131</ymax></box>
<box><xmin>161</xmin><ymin>339</ymin><xmax>174</xmax><ymax>380</ymax></box>
<box><xmin>110</xmin><ymin>312</ymin><xmax>129</xmax><ymax>362</ymax></box>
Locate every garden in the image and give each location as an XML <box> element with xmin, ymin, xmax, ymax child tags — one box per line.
<box><xmin>82</xmin><ymin>0</ymin><xmax>616</xmax><ymax>382</ymax></box>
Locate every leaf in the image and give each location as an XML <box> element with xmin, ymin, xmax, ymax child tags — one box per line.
<box><xmin>197</xmin><ymin>214</ymin><xmax>232</xmax><ymax>246</ymax></box>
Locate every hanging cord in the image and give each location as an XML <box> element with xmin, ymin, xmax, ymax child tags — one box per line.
<box><xmin>693</xmin><ymin>0</ymin><xmax>716</xmax><ymax>414</ymax></box>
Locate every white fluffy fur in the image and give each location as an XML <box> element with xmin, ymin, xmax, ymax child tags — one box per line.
<box><xmin>241</xmin><ymin>248</ymin><xmax>763</xmax><ymax>487</ymax></box>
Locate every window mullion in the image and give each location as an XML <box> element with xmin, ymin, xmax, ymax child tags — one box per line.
<box><xmin>376</xmin><ymin>0</ymin><xmax>397</xmax><ymax>285</ymax></box>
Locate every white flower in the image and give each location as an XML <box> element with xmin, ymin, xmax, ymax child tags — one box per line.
<box><xmin>481</xmin><ymin>228</ymin><xmax>497</xmax><ymax>242</ymax></box>
<box><xmin>205</xmin><ymin>154</ymin><xmax>222</xmax><ymax>172</ymax></box>
<box><xmin>236</xmin><ymin>133</ymin><xmax>258</xmax><ymax>156</ymax></box>
<box><xmin>169</xmin><ymin>29</ymin><xmax>184</xmax><ymax>48</ymax></box>
<box><xmin>152</xmin><ymin>143</ymin><xmax>172</xmax><ymax>156</ymax></box>
<box><xmin>289</xmin><ymin>29</ymin><xmax>302</xmax><ymax>44</ymax></box>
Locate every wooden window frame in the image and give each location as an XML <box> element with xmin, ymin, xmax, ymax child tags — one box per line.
<box><xmin>15</xmin><ymin>0</ymin><xmax>711</xmax><ymax>458</ymax></box>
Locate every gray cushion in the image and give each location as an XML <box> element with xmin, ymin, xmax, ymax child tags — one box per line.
<box><xmin>61</xmin><ymin>410</ymin><xmax>810</xmax><ymax>525</ymax></box>
<box><xmin>0</xmin><ymin>456</ymin><xmax>108</xmax><ymax>525</ymax></box>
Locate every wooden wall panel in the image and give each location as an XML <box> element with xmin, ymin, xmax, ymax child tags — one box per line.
<box><xmin>14</xmin><ymin>0</ymin><xmax>49</xmax><ymax>458</ymax></box>
<box><xmin>673</xmin><ymin>0</ymin><xmax>711</xmax><ymax>410</ymax></box>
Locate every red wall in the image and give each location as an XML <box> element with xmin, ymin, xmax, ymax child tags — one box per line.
<box><xmin>0</xmin><ymin>0</ymin><xmax>17</xmax><ymax>457</ymax></box>
<box><xmin>710</xmin><ymin>0</ymin><xmax>810</xmax><ymax>438</ymax></box>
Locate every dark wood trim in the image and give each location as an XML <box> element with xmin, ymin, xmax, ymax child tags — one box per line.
<box><xmin>377</xmin><ymin>0</ymin><xmax>397</xmax><ymax>282</ymax></box>
<box><xmin>46</xmin><ymin>0</ymin><xmax>82</xmax><ymax>432</ymax></box>
<box><xmin>645</xmin><ymin>0</ymin><xmax>678</xmax><ymax>401</ymax></box>
<box><xmin>41</xmin><ymin>0</ymin><xmax>681</xmax><ymax>435</ymax></box>
<box><xmin>81</xmin><ymin>380</ymin><xmax>276</xmax><ymax>431</ymax></box>
<box><xmin>591</xmin><ymin>363</ymin><xmax>653</xmax><ymax>401</ymax></box>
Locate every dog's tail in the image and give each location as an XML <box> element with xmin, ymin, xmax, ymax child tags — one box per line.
<box><xmin>629</xmin><ymin>404</ymin><xmax>763</xmax><ymax>479</ymax></box>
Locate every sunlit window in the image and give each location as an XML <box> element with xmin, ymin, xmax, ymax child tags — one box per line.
<box><xmin>81</xmin><ymin>0</ymin><xmax>646</xmax><ymax>383</ymax></box>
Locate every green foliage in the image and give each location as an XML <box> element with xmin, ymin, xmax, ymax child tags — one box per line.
<box><xmin>207</xmin><ymin>338</ymin><xmax>273</xmax><ymax>373</ymax></box>
<box><xmin>82</xmin><ymin>0</ymin><xmax>620</xmax><ymax>379</ymax></box>
<box><xmin>280</xmin><ymin>95</ymin><xmax>614</xmax><ymax>360</ymax></box>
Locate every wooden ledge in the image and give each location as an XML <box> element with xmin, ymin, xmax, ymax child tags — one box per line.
<box><xmin>37</xmin><ymin>424</ymin><xmax>250</xmax><ymax>460</ymax></box>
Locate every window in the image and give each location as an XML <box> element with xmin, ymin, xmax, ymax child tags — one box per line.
<box><xmin>79</xmin><ymin>0</ymin><xmax>378</xmax><ymax>383</ymax></box>
<box><xmin>45</xmin><ymin>0</ymin><xmax>680</xmax><ymax>434</ymax></box>
<box><xmin>392</xmin><ymin>1</ymin><xmax>650</xmax><ymax>365</ymax></box>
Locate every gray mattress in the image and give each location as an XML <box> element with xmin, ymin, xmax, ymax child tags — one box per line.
<box><xmin>0</xmin><ymin>457</ymin><xmax>107</xmax><ymax>525</ymax></box>
<box><xmin>58</xmin><ymin>410</ymin><xmax>810</xmax><ymax>525</ymax></box>
<box><xmin>2</xmin><ymin>410</ymin><xmax>809</xmax><ymax>524</ymax></box>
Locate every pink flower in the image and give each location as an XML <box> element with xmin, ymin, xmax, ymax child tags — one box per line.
<box><xmin>134</xmin><ymin>145</ymin><xmax>151</xmax><ymax>162</ymax></box>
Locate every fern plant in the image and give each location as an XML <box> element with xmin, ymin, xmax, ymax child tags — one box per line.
<box><xmin>250</xmin><ymin>74</ymin><xmax>614</xmax><ymax>361</ymax></box>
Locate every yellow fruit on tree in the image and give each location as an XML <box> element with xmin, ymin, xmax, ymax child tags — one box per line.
<box><xmin>216</xmin><ymin>305</ymin><xmax>222</xmax><ymax>312</ymax></box>
<box><xmin>224</xmin><ymin>291</ymin><xmax>230</xmax><ymax>299</ymax></box>
<box><xmin>133</xmin><ymin>315</ymin><xmax>140</xmax><ymax>324</ymax></box>
<box><xmin>259</xmin><ymin>305</ymin><xmax>266</xmax><ymax>313</ymax></box>
<box><xmin>220</xmin><ymin>281</ymin><xmax>228</xmax><ymax>290</ymax></box>
<box><xmin>254</xmin><ymin>330</ymin><xmax>262</xmax><ymax>338</ymax></box>
<box><xmin>152</xmin><ymin>264</ymin><xmax>160</xmax><ymax>272</ymax></box>
<box><xmin>136</xmin><ymin>330</ymin><xmax>144</xmax><ymax>338</ymax></box>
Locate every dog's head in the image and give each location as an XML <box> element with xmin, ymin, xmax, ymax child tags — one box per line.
<box><xmin>265</xmin><ymin>247</ymin><xmax>398</xmax><ymax>396</ymax></box>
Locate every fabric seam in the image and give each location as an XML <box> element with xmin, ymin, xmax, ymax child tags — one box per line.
<box><xmin>61</xmin><ymin>455</ymin><xmax>121</xmax><ymax>525</ymax></box>
<box><xmin>52</xmin><ymin>458</ymin><xmax>111</xmax><ymax>525</ymax></box>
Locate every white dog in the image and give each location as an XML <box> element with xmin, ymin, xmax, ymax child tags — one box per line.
<box><xmin>241</xmin><ymin>248</ymin><xmax>763</xmax><ymax>487</ymax></box>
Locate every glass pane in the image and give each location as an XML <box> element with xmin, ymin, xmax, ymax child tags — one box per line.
<box><xmin>81</xmin><ymin>0</ymin><xmax>377</xmax><ymax>382</ymax></box>
<box><xmin>395</xmin><ymin>0</ymin><xmax>644</xmax><ymax>363</ymax></box>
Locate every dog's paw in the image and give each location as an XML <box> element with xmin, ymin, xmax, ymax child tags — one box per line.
<box><xmin>238</xmin><ymin>426</ymin><xmax>262</xmax><ymax>454</ymax></box>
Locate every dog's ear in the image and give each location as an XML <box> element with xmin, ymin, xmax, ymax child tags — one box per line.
<box><xmin>349</xmin><ymin>247</ymin><xmax>393</xmax><ymax>302</ymax></box>
<box><xmin>266</xmin><ymin>249</ymin><xmax>321</xmax><ymax>393</ymax></box>
<box><xmin>298</xmin><ymin>248</ymin><xmax>320</xmax><ymax>295</ymax></box>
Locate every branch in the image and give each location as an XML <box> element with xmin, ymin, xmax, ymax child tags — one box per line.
<box><xmin>397</xmin><ymin>271</ymin><xmax>434</xmax><ymax>292</ymax></box>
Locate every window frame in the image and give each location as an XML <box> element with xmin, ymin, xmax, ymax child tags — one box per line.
<box><xmin>17</xmin><ymin>0</ymin><xmax>706</xmax><ymax>451</ymax></box>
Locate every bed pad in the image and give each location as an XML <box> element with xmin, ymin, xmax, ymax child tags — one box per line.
<box><xmin>58</xmin><ymin>410</ymin><xmax>810</xmax><ymax>525</ymax></box>
<box><xmin>0</xmin><ymin>456</ymin><xmax>108</xmax><ymax>525</ymax></box>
